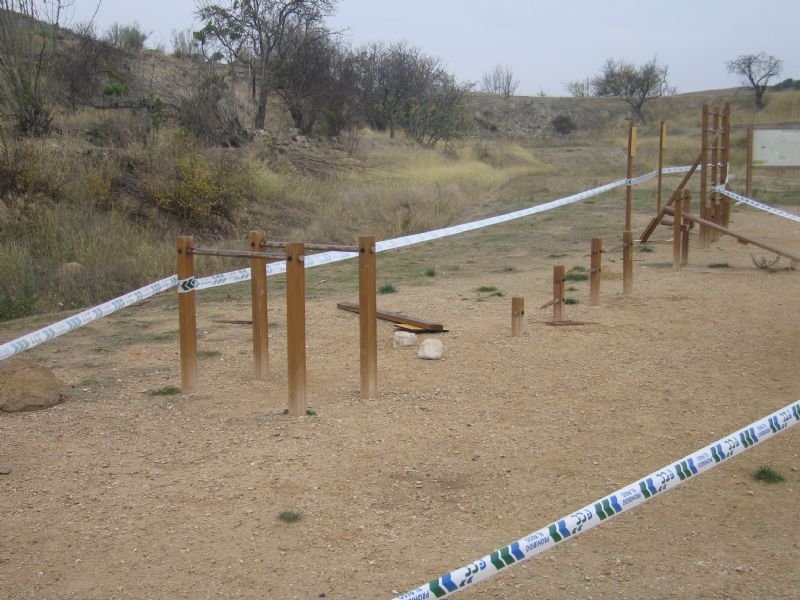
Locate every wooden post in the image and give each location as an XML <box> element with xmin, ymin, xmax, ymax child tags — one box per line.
<box><xmin>711</xmin><ymin>108</ymin><xmax>721</xmax><ymax>241</ymax></box>
<box><xmin>625</xmin><ymin>120</ymin><xmax>636</xmax><ymax>230</ymax></box>
<box><xmin>681</xmin><ymin>191</ymin><xmax>691</xmax><ymax>266</ymax></box>
<box><xmin>358</xmin><ymin>235</ymin><xmax>377</xmax><ymax>399</ymax></box>
<box><xmin>176</xmin><ymin>235</ymin><xmax>198</xmax><ymax>393</ymax></box>
<box><xmin>590</xmin><ymin>238</ymin><xmax>602</xmax><ymax>306</ymax></box>
<box><xmin>657</xmin><ymin>120</ymin><xmax>666</xmax><ymax>214</ymax></box>
<box><xmin>623</xmin><ymin>230</ymin><xmax>633</xmax><ymax>294</ymax></box>
<box><xmin>673</xmin><ymin>194</ymin><xmax>682</xmax><ymax>271</ymax></box>
<box><xmin>511</xmin><ymin>297</ymin><xmax>524</xmax><ymax>337</ymax></box>
<box><xmin>700</xmin><ymin>105</ymin><xmax>710</xmax><ymax>249</ymax></box>
<box><xmin>249</xmin><ymin>230</ymin><xmax>269</xmax><ymax>379</ymax></box>
<box><xmin>746</xmin><ymin>125</ymin><xmax>754</xmax><ymax>198</ymax></box>
<box><xmin>553</xmin><ymin>266</ymin><xmax>564</xmax><ymax>322</ymax></box>
<box><xmin>721</xmin><ymin>103</ymin><xmax>732</xmax><ymax>228</ymax></box>
<box><xmin>285</xmin><ymin>243</ymin><xmax>306</xmax><ymax>416</ymax></box>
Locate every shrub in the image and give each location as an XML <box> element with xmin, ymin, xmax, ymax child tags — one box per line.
<box><xmin>180</xmin><ymin>74</ymin><xmax>251</xmax><ymax>147</ymax></box>
<box><xmin>171</xmin><ymin>28</ymin><xmax>201</xmax><ymax>59</ymax></box>
<box><xmin>104</xmin><ymin>23</ymin><xmax>149</xmax><ymax>50</ymax></box>
<box><xmin>0</xmin><ymin>248</ymin><xmax>38</xmax><ymax>321</ymax></box>
<box><xmin>378</xmin><ymin>283</ymin><xmax>397</xmax><ymax>294</ymax></box>
<box><xmin>551</xmin><ymin>114</ymin><xmax>577</xmax><ymax>135</ymax></box>
<box><xmin>103</xmin><ymin>82</ymin><xmax>129</xmax><ymax>96</ymax></box>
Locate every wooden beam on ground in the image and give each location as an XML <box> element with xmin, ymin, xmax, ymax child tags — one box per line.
<box><xmin>663</xmin><ymin>207</ymin><xmax>800</xmax><ymax>262</ymax></box>
<box><xmin>337</xmin><ymin>302</ymin><xmax>444</xmax><ymax>331</ymax></box>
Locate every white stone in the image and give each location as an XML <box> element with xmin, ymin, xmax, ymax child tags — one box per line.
<box><xmin>417</xmin><ymin>339</ymin><xmax>444</xmax><ymax>360</ymax></box>
<box><xmin>393</xmin><ymin>331</ymin><xmax>417</xmax><ymax>348</ymax></box>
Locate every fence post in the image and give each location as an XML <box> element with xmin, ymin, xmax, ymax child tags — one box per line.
<box><xmin>700</xmin><ymin>105</ymin><xmax>710</xmax><ymax>249</ymax></box>
<box><xmin>590</xmin><ymin>238</ymin><xmax>602</xmax><ymax>306</ymax></box>
<box><xmin>623</xmin><ymin>230</ymin><xmax>633</xmax><ymax>294</ymax></box>
<box><xmin>721</xmin><ymin>103</ymin><xmax>732</xmax><ymax>228</ymax></box>
<box><xmin>553</xmin><ymin>265</ymin><xmax>564</xmax><ymax>322</ymax></box>
<box><xmin>285</xmin><ymin>242</ymin><xmax>307</xmax><ymax>416</ymax></box>
<box><xmin>681</xmin><ymin>191</ymin><xmax>691</xmax><ymax>266</ymax></box>
<box><xmin>657</xmin><ymin>120</ymin><xmax>666</xmax><ymax>214</ymax></box>
<box><xmin>746</xmin><ymin>125</ymin><xmax>754</xmax><ymax>198</ymax></box>
<box><xmin>176</xmin><ymin>235</ymin><xmax>198</xmax><ymax>393</ymax></box>
<box><xmin>511</xmin><ymin>297</ymin><xmax>524</xmax><ymax>336</ymax></box>
<box><xmin>625</xmin><ymin>120</ymin><xmax>636</xmax><ymax>230</ymax></box>
<box><xmin>249</xmin><ymin>230</ymin><xmax>268</xmax><ymax>379</ymax></box>
<box><xmin>711</xmin><ymin>107</ymin><xmax>721</xmax><ymax>241</ymax></box>
<box><xmin>673</xmin><ymin>193</ymin><xmax>683</xmax><ymax>271</ymax></box>
<box><xmin>358</xmin><ymin>235</ymin><xmax>377</xmax><ymax>399</ymax></box>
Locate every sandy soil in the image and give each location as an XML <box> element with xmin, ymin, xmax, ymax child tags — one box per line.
<box><xmin>1</xmin><ymin>194</ymin><xmax>799</xmax><ymax>599</ymax></box>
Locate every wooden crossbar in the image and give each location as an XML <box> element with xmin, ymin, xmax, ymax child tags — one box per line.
<box><xmin>189</xmin><ymin>247</ymin><xmax>285</xmax><ymax>260</ymax></box>
<box><xmin>337</xmin><ymin>302</ymin><xmax>444</xmax><ymax>331</ymax></box>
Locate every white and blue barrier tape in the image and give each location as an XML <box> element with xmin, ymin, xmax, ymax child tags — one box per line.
<box><xmin>713</xmin><ymin>187</ymin><xmax>800</xmax><ymax>224</ymax></box>
<box><xmin>0</xmin><ymin>166</ymin><xmax>697</xmax><ymax>361</ymax></box>
<box><xmin>394</xmin><ymin>399</ymin><xmax>800</xmax><ymax>600</ymax></box>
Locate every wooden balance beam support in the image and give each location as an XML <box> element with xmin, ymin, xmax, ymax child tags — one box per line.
<box><xmin>590</xmin><ymin>238</ymin><xmax>602</xmax><ymax>306</ymax></box>
<box><xmin>681</xmin><ymin>191</ymin><xmax>691</xmax><ymax>266</ymax></box>
<box><xmin>639</xmin><ymin>152</ymin><xmax>703</xmax><ymax>244</ymax></box>
<box><xmin>359</xmin><ymin>236</ymin><xmax>377</xmax><ymax>399</ymax></box>
<box><xmin>663</xmin><ymin>207</ymin><xmax>800</xmax><ymax>263</ymax></box>
<box><xmin>553</xmin><ymin>265</ymin><xmax>565</xmax><ymax>321</ymax></box>
<box><xmin>623</xmin><ymin>230</ymin><xmax>633</xmax><ymax>294</ymax></box>
<box><xmin>511</xmin><ymin>297</ymin><xmax>524</xmax><ymax>337</ymax></box>
<box><xmin>249</xmin><ymin>230</ymin><xmax>269</xmax><ymax>380</ymax></box>
<box><xmin>176</xmin><ymin>235</ymin><xmax>198</xmax><ymax>393</ymax></box>
<box><xmin>285</xmin><ymin>243</ymin><xmax>307</xmax><ymax>416</ymax></box>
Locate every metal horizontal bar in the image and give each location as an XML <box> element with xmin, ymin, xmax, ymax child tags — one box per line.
<box><xmin>188</xmin><ymin>248</ymin><xmax>285</xmax><ymax>260</ymax></box>
<box><xmin>260</xmin><ymin>241</ymin><xmax>360</xmax><ymax>253</ymax></box>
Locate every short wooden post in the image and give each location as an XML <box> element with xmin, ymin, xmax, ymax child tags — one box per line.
<box><xmin>700</xmin><ymin>105</ymin><xmax>710</xmax><ymax>249</ymax></box>
<box><xmin>553</xmin><ymin>265</ymin><xmax>565</xmax><ymax>322</ymax></box>
<box><xmin>176</xmin><ymin>235</ymin><xmax>198</xmax><ymax>393</ymax></box>
<box><xmin>622</xmin><ymin>230</ymin><xmax>633</xmax><ymax>294</ymax></box>
<box><xmin>656</xmin><ymin>120</ymin><xmax>666</xmax><ymax>214</ymax></box>
<box><xmin>746</xmin><ymin>125</ymin><xmax>754</xmax><ymax>198</ymax></box>
<box><xmin>590</xmin><ymin>238</ymin><xmax>602</xmax><ymax>306</ymax></box>
<box><xmin>511</xmin><ymin>297</ymin><xmax>524</xmax><ymax>336</ymax></box>
<box><xmin>673</xmin><ymin>195</ymin><xmax>683</xmax><ymax>271</ymax></box>
<box><xmin>681</xmin><ymin>191</ymin><xmax>691</xmax><ymax>266</ymax></box>
<box><xmin>625</xmin><ymin>120</ymin><xmax>636</xmax><ymax>231</ymax></box>
<box><xmin>249</xmin><ymin>230</ymin><xmax>269</xmax><ymax>379</ymax></box>
<box><xmin>285</xmin><ymin>243</ymin><xmax>306</xmax><ymax>416</ymax></box>
<box><xmin>358</xmin><ymin>235</ymin><xmax>377</xmax><ymax>399</ymax></box>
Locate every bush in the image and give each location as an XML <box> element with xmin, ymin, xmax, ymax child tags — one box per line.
<box><xmin>552</xmin><ymin>114</ymin><xmax>577</xmax><ymax>135</ymax></box>
<box><xmin>103</xmin><ymin>82</ymin><xmax>129</xmax><ymax>96</ymax></box>
<box><xmin>180</xmin><ymin>74</ymin><xmax>251</xmax><ymax>147</ymax></box>
<box><xmin>104</xmin><ymin>23</ymin><xmax>149</xmax><ymax>50</ymax></box>
<box><xmin>171</xmin><ymin>28</ymin><xmax>201</xmax><ymax>59</ymax></box>
<box><xmin>0</xmin><ymin>245</ymin><xmax>38</xmax><ymax>321</ymax></box>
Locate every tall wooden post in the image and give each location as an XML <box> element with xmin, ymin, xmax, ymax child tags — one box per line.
<box><xmin>249</xmin><ymin>230</ymin><xmax>269</xmax><ymax>379</ymax></box>
<box><xmin>746</xmin><ymin>125</ymin><xmax>754</xmax><ymax>198</ymax></box>
<box><xmin>721</xmin><ymin>103</ymin><xmax>732</xmax><ymax>228</ymax></box>
<box><xmin>711</xmin><ymin>108</ymin><xmax>721</xmax><ymax>241</ymax></box>
<box><xmin>657</xmin><ymin>120</ymin><xmax>666</xmax><ymax>214</ymax></box>
<box><xmin>358</xmin><ymin>235</ymin><xmax>377</xmax><ymax>399</ymax></box>
<box><xmin>700</xmin><ymin>105</ymin><xmax>710</xmax><ymax>249</ymax></box>
<box><xmin>176</xmin><ymin>235</ymin><xmax>198</xmax><ymax>393</ymax></box>
<box><xmin>590</xmin><ymin>238</ymin><xmax>602</xmax><ymax>306</ymax></box>
<box><xmin>285</xmin><ymin>243</ymin><xmax>306</xmax><ymax>416</ymax></box>
<box><xmin>553</xmin><ymin>266</ymin><xmax>564</xmax><ymax>322</ymax></box>
<box><xmin>673</xmin><ymin>194</ymin><xmax>683</xmax><ymax>271</ymax></box>
<box><xmin>511</xmin><ymin>297</ymin><xmax>524</xmax><ymax>337</ymax></box>
<box><xmin>681</xmin><ymin>191</ymin><xmax>691</xmax><ymax>266</ymax></box>
<box><xmin>623</xmin><ymin>230</ymin><xmax>633</xmax><ymax>294</ymax></box>
<box><xmin>625</xmin><ymin>120</ymin><xmax>636</xmax><ymax>230</ymax></box>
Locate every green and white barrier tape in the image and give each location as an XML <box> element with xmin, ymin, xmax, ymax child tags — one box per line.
<box><xmin>394</xmin><ymin>400</ymin><xmax>800</xmax><ymax>600</ymax></box>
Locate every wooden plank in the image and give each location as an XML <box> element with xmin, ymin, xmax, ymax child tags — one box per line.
<box><xmin>664</xmin><ymin>207</ymin><xmax>800</xmax><ymax>262</ymax></box>
<box><xmin>358</xmin><ymin>236</ymin><xmax>377</xmax><ymax>399</ymax></box>
<box><xmin>337</xmin><ymin>302</ymin><xmax>444</xmax><ymax>331</ymax></box>
<box><xmin>639</xmin><ymin>154</ymin><xmax>702</xmax><ymax>243</ymax></box>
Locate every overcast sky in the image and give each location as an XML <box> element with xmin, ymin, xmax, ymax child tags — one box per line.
<box><xmin>68</xmin><ymin>0</ymin><xmax>799</xmax><ymax>96</ymax></box>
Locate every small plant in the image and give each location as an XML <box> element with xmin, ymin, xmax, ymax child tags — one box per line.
<box><xmin>198</xmin><ymin>349</ymin><xmax>221</xmax><ymax>358</ymax></box>
<box><xmin>491</xmin><ymin>291</ymin><xmax>505</xmax><ymax>297</ymax></box>
<box><xmin>102</xmin><ymin>82</ymin><xmax>129</xmax><ymax>96</ymax></box>
<box><xmin>379</xmin><ymin>283</ymin><xmax>397</xmax><ymax>294</ymax></box>
<box><xmin>548</xmin><ymin>253</ymin><xmax>566</xmax><ymax>259</ymax></box>
<box><xmin>551</xmin><ymin>114</ymin><xmax>577</xmax><ymax>135</ymax></box>
<box><xmin>477</xmin><ymin>286</ymin><xmax>498</xmax><ymax>293</ymax></box>
<box><xmin>424</xmin><ymin>267</ymin><xmax>436</xmax><ymax>277</ymax></box>
<box><xmin>502</xmin><ymin>266</ymin><xmax>515</xmax><ymax>272</ymax></box>
<box><xmin>565</xmin><ymin>267</ymin><xmax>588</xmax><ymax>282</ymax></box>
<box><xmin>638</xmin><ymin>245</ymin><xmax>654</xmax><ymax>253</ymax></box>
<box><xmin>150</xmin><ymin>385</ymin><xmax>180</xmax><ymax>396</ymax></box>
<box><xmin>753</xmin><ymin>466</ymin><xmax>784</xmax><ymax>484</ymax></box>
<box><xmin>564</xmin><ymin>298</ymin><xmax>579</xmax><ymax>305</ymax></box>
<box><xmin>278</xmin><ymin>510</ymin><xmax>302</xmax><ymax>523</ymax></box>
<box><xmin>750</xmin><ymin>254</ymin><xmax>780</xmax><ymax>271</ymax></box>
<box><xmin>567</xmin><ymin>286</ymin><xmax>578</xmax><ymax>291</ymax></box>
<box><xmin>708</xmin><ymin>262</ymin><xmax>730</xmax><ymax>269</ymax></box>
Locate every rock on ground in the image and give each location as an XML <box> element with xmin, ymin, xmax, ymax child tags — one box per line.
<box><xmin>417</xmin><ymin>339</ymin><xmax>444</xmax><ymax>360</ymax></box>
<box><xmin>393</xmin><ymin>331</ymin><xmax>417</xmax><ymax>348</ymax></box>
<box><xmin>0</xmin><ymin>357</ymin><xmax>63</xmax><ymax>412</ymax></box>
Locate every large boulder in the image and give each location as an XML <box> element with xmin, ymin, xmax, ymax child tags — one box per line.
<box><xmin>0</xmin><ymin>357</ymin><xmax>64</xmax><ymax>412</ymax></box>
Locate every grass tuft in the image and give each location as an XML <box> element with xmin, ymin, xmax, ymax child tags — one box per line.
<box><xmin>708</xmin><ymin>263</ymin><xmax>730</xmax><ymax>269</ymax></box>
<box><xmin>150</xmin><ymin>385</ymin><xmax>180</xmax><ymax>396</ymax></box>
<box><xmin>378</xmin><ymin>283</ymin><xmax>397</xmax><ymax>294</ymax></box>
<box><xmin>278</xmin><ymin>510</ymin><xmax>302</xmax><ymax>523</ymax></box>
<box><xmin>476</xmin><ymin>286</ymin><xmax>497</xmax><ymax>292</ymax></box>
<box><xmin>753</xmin><ymin>466</ymin><xmax>784</xmax><ymax>484</ymax></box>
<box><xmin>638</xmin><ymin>245</ymin><xmax>654</xmax><ymax>253</ymax></box>
<box><xmin>424</xmin><ymin>267</ymin><xmax>436</xmax><ymax>277</ymax></box>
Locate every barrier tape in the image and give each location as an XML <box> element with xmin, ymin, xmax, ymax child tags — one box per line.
<box><xmin>177</xmin><ymin>277</ymin><xmax>197</xmax><ymax>293</ymax></box>
<box><xmin>394</xmin><ymin>399</ymin><xmax>800</xmax><ymax>600</ymax></box>
<box><xmin>0</xmin><ymin>276</ymin><xmax>178</xmax><ymax>361</ymax></box>
<box><xmin>713</xmin><ymin>187</ymin><xmax>800</xmax><ymax>224</ymax></box>
<box><xmin>1</xmin><ymin>165</ymin><xmax>696</xmax><ymax>360</ymax></box>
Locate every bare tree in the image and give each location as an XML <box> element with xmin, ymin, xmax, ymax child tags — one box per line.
<box><xmin>564</xmin><ymin>77</ymin><xmax>592</xmax><ymax>97</ymax></box>
<box><xmin>726</xmin><ymin>52</ymin><xmax>782</xmax><ymax>109</ymax></box>
<box><xmin>592</xmin><ymin>57</ymin><xmax>674</xmax><ymax>121</ymax></box>
<box><xmin>195</xmin><ymin>0</ymin><xmax>337</xmax><ymax>130</ymax></box>
<box><xmin>0</xmin><ymin>0</ymin><xmax>70</xmax><ymax>134</ymax></box>
<box><xmin>481</xmin><ymin>63</ymin><xmax>518</xmax><ymax>97</ymax></box>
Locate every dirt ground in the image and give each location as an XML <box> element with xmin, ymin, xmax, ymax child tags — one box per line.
<box><xmin>1</xmin><ymin>178</ymin><xmax>800</xmax><ymax>599</ymax></box>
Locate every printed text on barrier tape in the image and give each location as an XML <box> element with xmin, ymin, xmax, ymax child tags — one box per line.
<box><xmin>0</xmin><ymin>165</ymin><xmax>696</xmax><ymax>360</ymax></box>
<box><xmin>393</xmin><ymin>399</ymin><xmax>800</xmax><ymax>600</ymax></box>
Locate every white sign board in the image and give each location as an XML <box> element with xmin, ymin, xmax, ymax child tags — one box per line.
<box><xmin>753</xmin><ymin>129</ymin><xmax>800</xmax><ymax>167</ymax></box>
